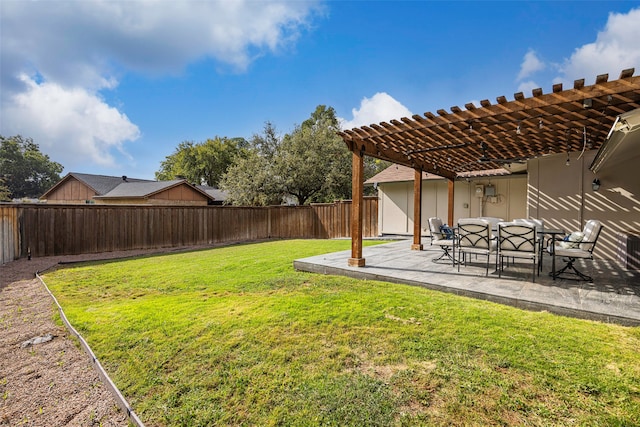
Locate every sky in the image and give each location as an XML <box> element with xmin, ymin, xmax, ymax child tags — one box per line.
<box><xmin>1</xmin><ymin>0</ymin><xmax>640</xmax><ymax>181</ymax></box>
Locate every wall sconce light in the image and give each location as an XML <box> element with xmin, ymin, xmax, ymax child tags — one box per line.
<box><xmin>592</xmin><ymin>178</ymin><xmax>601</xmax><ymax>191</ymax></box>
<box><xmin>565</xmin><ymin>153</ymin><xmax>570</xmax><ymax>166</ymax></box>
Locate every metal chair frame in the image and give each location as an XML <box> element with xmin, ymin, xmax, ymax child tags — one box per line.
<box><xmin>551</xmin><ymin>221</ymin><xmax>603</xmax><ymax>282</ymax></box>
<box><xmin>457</xmin><ymin>219</ymin><xmax>495</xmax><ymax>276</ymax></box>
<box><xmin>428</xmin><ymin>217</ymin><xmax>457</xmax><ymax>265</ymax></box>
<box><xmin>497</xmin><ymin>223</ymin><xmax>539</xmax><ymax>282</ymax></box>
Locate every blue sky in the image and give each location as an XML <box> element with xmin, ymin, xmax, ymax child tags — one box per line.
<box><xmin>1</xmin><ymin>1</ymin><xmax>639</xmax><ymax>180</ymax></box>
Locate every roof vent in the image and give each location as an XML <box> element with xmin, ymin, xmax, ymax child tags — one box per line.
<box><xmin>122</xmin><ymin>175</ymin><xmax>127</xmax><ymax>181</ymax></box>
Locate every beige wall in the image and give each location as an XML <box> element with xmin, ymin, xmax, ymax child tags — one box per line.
<box><xmin>378</xmin><ymin>182</ymin><xmax>412</xmax><ymax>234</ymax></box>
<box><xmin>377</xmin><ymin>149</ymin><xmax>638</xmax><ymax>263</ymax></box>
<box><xmin>528</xmin><ymin>150</ymin><xmax>640</xmax><ymax>261</ymax></box>
<box><xmin>377</xmin><ymin>175</ymin><xmax>527</xmax><ymax>236</ymax></box>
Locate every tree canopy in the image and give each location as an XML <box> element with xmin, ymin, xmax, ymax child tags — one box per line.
<box><xmin>276</xmin><ymin>105</ymin><xmax>351</xmax><ymax>205</ymax></box>
<box><xmin>155</xmin><ymin>137</ymin><xmax>247</xmax><ymax>187</ymax></box>
<box><xmin>161</xmin><ymin>106</ymin><xmax>389</xmax><ymax>206</ymax></box>
<box><xmin>220</xmin><ymin>122</ymin><xmax>284</xmax><ymax>206</ymax></box>
<box><xmin>221</xmin><ymin>106</ymin><xmax>388</xmax><ymax>206</ymax></box>
<box><xmin>0</xmin><ymin>135</ymin><xmax>63</xmax><ymax>201</ymax></box>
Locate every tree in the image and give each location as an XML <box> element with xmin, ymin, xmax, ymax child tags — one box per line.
<box><xmin>273</xmin><ymin>106</ymin><xmax>344</xmax><ymax>204</ymax></box>
<box><xmin>220</xmin><ymin>106</ymin><xmax>389</xmax><ymax>206</ymax></box>
<box><xmin>0</xmin><ymin>177</ymin><xmax>10</xmax><ymax>202</ymax></box>
<box><xmin>0</xmin><ymin>135</ymin><xmax>63</xmax><ymax>200</ymax></box>
<box><xmin>155</xmin><ymin>137</ymin><xmax>247</xmax><ymax>186</ymax></box>
<box><xmin>276</xmin><ymin>105</ymin><xmax>355</xmax><ymax>205</ymax></box>
<box><xmin>221</xmin><ymin>150</ymin><xmax>283</xmax><ymax>206</ymax></box>
<box><xmin>220</xmin><ymin>122</ymin><xmax>284</xmax><ymax>206</ymax></box>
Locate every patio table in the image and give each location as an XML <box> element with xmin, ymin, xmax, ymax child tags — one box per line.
<box><xmin>538</xmin><ymin>228</ymin><xmax>565</xmax><ymax>280</ymax></box>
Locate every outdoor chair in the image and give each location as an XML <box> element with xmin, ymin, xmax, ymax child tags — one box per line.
<box><xmin>513</xmin><ymin>218</ymin><xmax>545</xmax><ymax>271</ymax></box>
<box><xmin>428</xmin><ymin>217</ymin><xmax>456</xmax><ymax>265</ymax></box>
<box><xmin>457</xmin><ymin>218</ymin><xmax>496</xmax><ymax>276</ymax></box>
<box><xmin>478</xmin><ymin>217</ymin><xmax>504</xmax><ymax>234</ymax></box>
<box><xmin>548</xmin><ymin>219</ymin><xmax>603</xmax><ymax>282</ymax></box>
<box><xmin>497</xmin><ymin>222</ymin><xmax>539</xmax><ymax>282</ymax></box>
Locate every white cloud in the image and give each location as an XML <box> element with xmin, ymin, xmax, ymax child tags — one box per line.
<box><xmin>339</xmin><ymin>93</ymin><xmax>413</xmax><ymax>130</ymax></box>
<box><xmin>0</xmin><ymin>0</ymin><xmax>320</xmax><ymax>171</ymax></box>
<box><xmin>3</xmin><ymin>75</ymin><xmax>140</xmax><ymax>168</ymax></box>
<box><xmin>517</xmin><ymin>50</ymin><xmax>545</xmax><ymax>81</ymax></box>
<box><xmin>517</xmin><ymin>80</ymin><xmax>541</xmax><ymax>95</ymax></box>
<box><xmin>557</xmin><ymin>7</ymin><xmax>640</xmax><ymax>84</ymax></box>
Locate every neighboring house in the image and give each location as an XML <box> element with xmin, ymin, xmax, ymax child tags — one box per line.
<box><xmin>367</xmin><ymin>165</ymin><xmax>527</xmax><ymax>236</ymax></box>
<box><xmin>197</xmin><ymin>185</ymin><xmax>228</xmax><ymax>205</ymax></box>
<box><xmin>40</xmin><ymin>172</ymin><xmax>218</xmax><ymax>206</ymax></box>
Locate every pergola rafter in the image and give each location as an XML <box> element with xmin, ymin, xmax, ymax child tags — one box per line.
<box><xmin>340</xmin><ymin>70</ymin><xmax>640</xmax><ymax>178</ymax></box>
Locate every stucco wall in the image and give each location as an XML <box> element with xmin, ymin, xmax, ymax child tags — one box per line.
<box><xmin>377</xmin><ymin>175</ymin><xmax>527</xmax><ymax>236</ymax></box>
<box><xmin>377</xmin><ymin>149</ymin><xmax>638</xmax><ymax>263</ymax></box>
<box><xmin>528</xmin><ymin>150</ymin><xmax>640</xmax><ymax>262</ymax></box>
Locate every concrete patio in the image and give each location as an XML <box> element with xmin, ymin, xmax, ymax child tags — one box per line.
<box><xmin>294</xmin><ymin>239</ymin><xmax>640</xmax><ymax>326</ymax></box>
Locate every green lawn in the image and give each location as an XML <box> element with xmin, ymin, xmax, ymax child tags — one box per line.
<box><xmin>43</xmin><ymin>240</ymin><xmax>640</xmax><ymax>426</ymax></box>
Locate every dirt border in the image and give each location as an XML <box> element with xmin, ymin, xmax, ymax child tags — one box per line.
<box><xmin>0</xmin><ymin>245</ymin><xmax>219</xmax><ymax>427</ymax></box>
<box><xmin>36</xmin><ymin>271</ymin><xmax>145</xmax><ymax>426</ymax></box>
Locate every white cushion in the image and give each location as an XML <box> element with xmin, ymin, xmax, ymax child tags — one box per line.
<box><xmin>580</xmin><ymin>220</ymin><xmax>602</xmax><ymax>251</ymax></box>
<box><xmin>558</xmin><ymin>231</ymin><xmax>584</xmax><ymax>249</ymax></box>
<box><xmin>513</xmin><ymin>218</ymin><xmax>544</xmax><ymax>230</ymax></box>
<box><xmin>554</xmin><ymin>246</ymin><xmax>593</xmax><ymax>259</ymax></box>
<box><xmin>428</xmin><ymin>217</ymin><xmax>443</xmax><ymax>239</ymax></box>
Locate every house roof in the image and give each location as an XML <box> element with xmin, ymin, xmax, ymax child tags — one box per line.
<box><xmin>41</xmin><ymin>173</ymin><xmax>216</xmax><ymax>202</ymax></box>
<box><xmin>95</xmin><ymin>179</ymin><xmax>215</xmax><ymax>201</ymax></box>
<box><xmin>197</xmin><ymin>185</ymin><xmax>228</xmax><ymax>201</ymax></box>
<box><xmin>366</xmin><ymin>164</ymin><xmax>511</xmax><ymax>185</ymax></box>
<box><xmin>40</xmin><ymin>172</ymin><xmax>153</xmax><ymax>199</ymax></box>
<box><xmin>339</xmin><ymin>69</ymin><xmax>640</xmax><ymax>181</ymax></box>
<box><xmin>365</xmin><ymin>165</ymin><xmax>439</xmax><ymax>184</ymax></box>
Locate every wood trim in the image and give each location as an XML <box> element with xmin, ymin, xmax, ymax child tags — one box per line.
<box><xmin>448</xmin><ymin>179</ymin><xmax>455</xmax><ymax>226</ymax></box>
<box><xmin>412</xmin><ymin>168</ymin><xmax>423</xmax><ymax>250</ymax></box>
<box><xmin>349</xmin><ymin>148</ymin><xmax>365</xmax><ymax>266</ymax></box>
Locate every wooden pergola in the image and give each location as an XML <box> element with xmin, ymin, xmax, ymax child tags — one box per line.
<box><xmin>339</xmin><ymin>69</ymin><xmax>640</xmax><ymax>266</ymax></box>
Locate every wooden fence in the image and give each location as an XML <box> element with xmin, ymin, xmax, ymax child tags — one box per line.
<box><xmin>0</xmin><ymin>198</ymin><xmax>377</xmax><ymax>261</ymax></box>
<box><xmin>0</xmin><ymin>206</ymin><xmax>20</xmax><ymax>264</ymax></box>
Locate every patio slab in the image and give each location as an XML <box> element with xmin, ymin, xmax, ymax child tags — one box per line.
<box><xmin>294</xmin><ymin>239</ymin><xmax>640</xmax><ymax>326</ymax></box>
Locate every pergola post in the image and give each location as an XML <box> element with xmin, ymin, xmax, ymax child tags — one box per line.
<box><xmin>411</xmin><ymin>168</ymin><xmax>423</xmax><ymax>250</ymax></box>
<box><xmin>348</xmin><ymin>148</ymin><xmax>365</xmax><ymax>267</ymax></box>
<box><xmin>447</xmin><ymin>179</ymin><xmax>455</xmax><ymax>226</ymax></box>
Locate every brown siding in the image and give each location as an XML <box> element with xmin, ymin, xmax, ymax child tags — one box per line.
<box><xmin>10</xmin><ymin>198</ymin><xmax>378</xmax><ymax>258</ymax></box>
<box><xmin>151</xmin><ymin>184</ymin><xmax>208</xmax><ymax>202</ymax></box>
<box><xmin>44</xmin><ymin>177</ymin><xmax>96</xmax><ymax>203</ymax></box>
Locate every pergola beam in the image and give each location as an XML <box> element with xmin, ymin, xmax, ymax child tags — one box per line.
<box><xmin>338</xmin><ymin>71</ymin><xmax>640</xmax><ymax>179</ymax></box>
<box><xmin>411</xmin><ymin>168</ymin><xmax>423</xmax><ymax>251</ymax></box>
<box><xmin>348</xmin><ymin>146</ymin><xmax>365</xmax><ymax>267</ymax></box>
